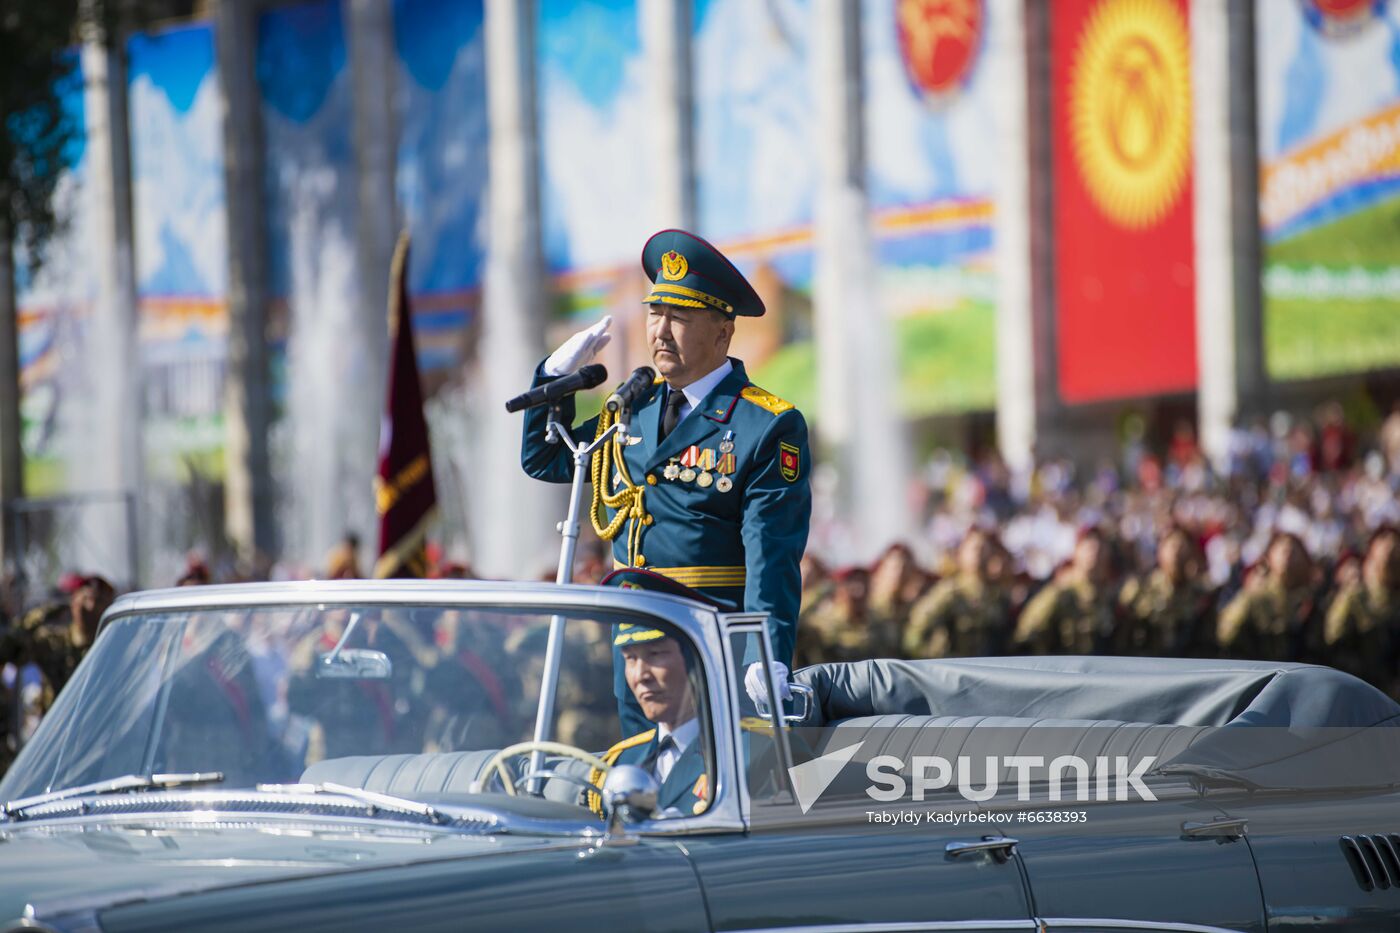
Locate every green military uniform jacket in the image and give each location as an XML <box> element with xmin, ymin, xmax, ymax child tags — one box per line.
<box><xmin>589</xmin><ymin>728</ymin><xmax>710</xmax><ymax>818</ymax></box>
<box><xmin>0</xmin><ymin>603</ymin><xmax>89</xmax><ymax>702</ymax></box>
<box><xmin>1118</xmin><ymin>571</ymin><xmax>1217</xmax><ymax>657</ymax></box>
<box><xmin>521</xmin><ymin>357</ymin><xmax>812</xmax><ymax>668</ymax></box>
<box><xmin>1013</xmin><ymin>577</ymin><xmax>1120</xmax><ymax>655</ymax></box>
<box><xmin>1217</xmin><ymin>578</ymin><xmax>1321</xmax><ymax>662</ymax></box>
<box><xmin>1324</xmin><ymin>582</ymin><xmax>1400</xmax><ymax>692</ymax></box>
<box><xmin>904</xmin><ymin>575</ymin><xmax>1010</xmax><ymax>659</ymax></box>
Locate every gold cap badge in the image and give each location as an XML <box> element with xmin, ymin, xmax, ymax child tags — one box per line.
<box><xmin>661</xmin><ymin>250</ymin><xmax>688</xmax><ymax>281</ymax></box>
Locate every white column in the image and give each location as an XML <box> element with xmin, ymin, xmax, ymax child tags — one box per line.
<box><xmin>812</xmin><ymin>0</ymin><xmax>911</xmax><ymax>562</ymax></box>
<box><xmin>0</xmin><ymin>216</ymin><xmax>21</xmax><ymax>569</ymax></box>
<box><xmin>1193</xmin><ymin>0</ymin><xmax>1263</xmax><ymax>469</ymax></box>
<box><xmin>216</xmin><ymin>0</ymin><xmax>275</xmax><ymax>564</ymax></box>
<box><xmin>641</xmin><ymin>0</ymin><xmax>695</xmax><ymax>230</ymax></box>
<box><xmin>1192</xmin><ymin>0</ymin><xmax>1234</xmax><ymax>469</ymax></box>
<box><xmin>990</xmin><ymin>0</ymin><xmax>1036</xmax><ymax>475</ymax></box>
<box><xmin>477</xmin><ymin>0</ymin><xmax>559</xmax><ymax>578</ymax></box>
<box><xmin>80</xmin><ymin>29</ymin><xmax>142</xmax><ymax>586</ymax></box>
<box><xmin>348</xmin><ymin>0</ymin><xmax>399</xmax><ymax>458</ymax></box>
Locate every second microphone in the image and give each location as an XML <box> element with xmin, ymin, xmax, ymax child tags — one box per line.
<box><xmin>605</xmin><ymin>366</ymin><xmax>658</xmax><ymax>414</ymax></box>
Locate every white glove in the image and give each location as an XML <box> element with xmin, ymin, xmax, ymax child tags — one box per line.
<box><xmin>745</xmin><ymin>660</ymin><xmax>792</xmax><ymax>712</ymax></box>
<box><xmin>543</xmin><ymin>315</ymin><xmax>613</xmax><ymax>376</ymax></box>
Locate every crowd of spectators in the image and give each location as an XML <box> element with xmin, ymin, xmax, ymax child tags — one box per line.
<box><xmin>795</xmin><ymin>401</ymin><xmax>1400</xmax><ymax>699</ymax></box>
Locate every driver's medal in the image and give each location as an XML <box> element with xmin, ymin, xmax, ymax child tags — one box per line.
<box><xmin>679</xmin><ymin>445</ymin><xmax>700</xmax><ymax>483</ymax></box>
<box><xmin>663</xmin><ymin>458</ymin><xmax>681</xmax><ymax>481</ymax></box>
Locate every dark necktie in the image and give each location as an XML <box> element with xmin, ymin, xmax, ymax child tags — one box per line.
<box><xmin>660</xmin><ymin>387</ymin><xmax>686</xmax><ymax>441</ymax></box>
<box><xmin>642</xmin><ymin>734</ymin><xmax>676</xmax><ymax>778</ymax></box>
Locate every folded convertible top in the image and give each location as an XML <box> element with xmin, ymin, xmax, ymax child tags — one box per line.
<box><xmin>794</xmin><ymin>656</ymin><xmax>1400</xmax><ymax>729</ymax></box>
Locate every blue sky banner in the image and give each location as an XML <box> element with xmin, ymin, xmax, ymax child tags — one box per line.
<box><xmin>694</xmin><ymin>0</ymin><xmax>815</xmax><ymax>404</ymax></box>
<box><xmin>394</xmin><ymin>0</ymin><xmax>488</xmax><ymax>383</ymax></box>
<box><xmin>1257</xmin><ymin>1</ymin><xmax>1400</xmax><ymax>380</ymax></box>
<box><xmin>258</xmin><ymin>0</ymin><xmax>367</xmax><ymax>563</ymax></box>
<box><xmin>536</xmin><ymin>0</ymin><xmax>652</xmax><ymax>364</ymax></box>
<box><xmin>864</xmin><ymin>0</ymin><xmax>996</xmax><ymax>416</ymax></box>
<box><xmin>14</xmin><ymin>55</ymin><xmax>92</xmax><ymax>495</ymax></box>
<box><xmin>128</xmin><ymin>21</ymin><xmax>228</xmax><ymax>474</ymax></box>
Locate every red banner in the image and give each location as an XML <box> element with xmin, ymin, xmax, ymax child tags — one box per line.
<box><xmin>374</xmin><ymin>232</ymin><xmax>437</xmax><ymax>579</ymax></box>
<box><xmin>1051</xmin><ymin>0</ymin><xmax>1197</xmax><ymax>404</ymax></box>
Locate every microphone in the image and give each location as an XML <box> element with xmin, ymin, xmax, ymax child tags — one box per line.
<box><xmin>606</xmin><ymin>366</ymin><xmax>658</xmax><ymax>414</ymax></box>
<box><xmin>505</xmin><ymin>363</ymin><xmax>608</xmax><ymax>413</ymax></box>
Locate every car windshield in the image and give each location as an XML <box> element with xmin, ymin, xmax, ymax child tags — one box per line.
<box><xmin>0</xmin><ymin>603</ymin><xmax>713</xmax><ymax>821</ymax></box>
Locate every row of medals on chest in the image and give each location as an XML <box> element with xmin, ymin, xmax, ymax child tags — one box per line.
<box><xmin>623</xmin><ymin>431</ymin><xmax>737</xmax><ymax>492</ymax></box>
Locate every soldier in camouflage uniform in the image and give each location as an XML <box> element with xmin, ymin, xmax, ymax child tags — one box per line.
<box><xmin>1118</xmin><ymin>527</ymin><xmax>1217</xmax><ymax>657</ymax></box>
<box><xmin>1324</xmin><ymin>526</ymin><xmax>1400</xmax><ymax>694</ymax></box>
<box><xmin>904</xmin><ymin>529</ymin><xmax>1011</xmax><ymax>659</ymax></box>
<box><xmin>793</xmin><ymin>556</ymin><xmax>835</xmax><ymax>667</ymax></box>
<box><xmin>802</xmin><ymin>568</ymin><xmax>900</xmax><ymax>663</ymax></box>
<box><xmin>868</xmin><ymin>544</ymin><xmax>931</xmax><ymax>649</ymax></box>
<box><xmin>0</xmin><ymin>576</ymin><xmax>114</xmax><ymax>705</ymax></box>
<box><xmin>0</xmin><ymin>576</ymin><xmax>114</xmax><ymax>774</ymax></box>
<box><xmin>1013</xmin><ymin>527</ymin><xmax>1122</xmax><ymax>655</ymax></box>
<box><xmin>1218</xmin><ymin>531</ymin><xmax>1322</xmax><ymax>662</ymax></box>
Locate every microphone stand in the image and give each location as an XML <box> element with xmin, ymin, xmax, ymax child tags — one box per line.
<box><xmin>528</xmin><ymin>400</ymin><xmax>623</xmax><ymax>791</ymax></box>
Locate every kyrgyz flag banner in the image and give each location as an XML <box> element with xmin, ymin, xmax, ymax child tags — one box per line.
<box><xmin>1051</xmin><ymin>0</ymin><xmax>1198</xmax><ymax>404</ymax></box>
<box><xmin>374</xmin><ymin>232</ymin><xmax>437</xmax><ymax>579</ymax></box>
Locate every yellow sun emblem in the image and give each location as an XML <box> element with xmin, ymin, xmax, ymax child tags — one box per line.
<box><xmin>660</xmin><ymin>250</ymin><xmax>688</xmax><ymax>281</ymax></box>
<box><xmin>1069</xmin><ymin>0</ymin><xmax>1191</xmax><ymax>229</ymax></box>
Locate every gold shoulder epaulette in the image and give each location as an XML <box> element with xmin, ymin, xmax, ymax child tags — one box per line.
<box><xmin>740</xmin><ymin>384</ymin><xmax>794</xmax><ymax>416</ymax></box>
<box><xmin>739</xmin><ymin>715</ymin><xmax>776</xmax><ymax>736</ymax></box>
<box><xmin>589</xmin><ymin>728</ymin><xmax>658</xmax><ymax>816</ymax></box>
<box><xmin>603</xmin><ymin>728</ymin><xmax>657</xmax><ymax>765</ymax></box>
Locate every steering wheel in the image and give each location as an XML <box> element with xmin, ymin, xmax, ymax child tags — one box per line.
<box><xmin>477</xmin><ymin>740</ymin><xmax>613</xmax><ymax>798</ymax></box>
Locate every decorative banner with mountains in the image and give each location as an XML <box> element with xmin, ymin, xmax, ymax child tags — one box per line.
<box><xmin>1257</xmin><ymin>0</ymin><xmax>1400</xmax><ymax>381</ymax></box>
<box><xmin>866</xmin><ymin>0</ymin><xmax>998</xmax><ymax>418</ymax></box>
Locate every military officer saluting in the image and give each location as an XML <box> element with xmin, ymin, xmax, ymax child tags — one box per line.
<box><xmin>521</xmin><ymin>229</ymin><xmax>812</xmax><ymax>718</ymax></box>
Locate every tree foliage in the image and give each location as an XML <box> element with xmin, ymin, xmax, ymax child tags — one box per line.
<box><xmin>0</xmin><ymin>0</ymin><xmax>83</xmax><ymax>267</ymax></box>
<box><xmin>0</xmin><ymin>0</ymin><xmax>196</xmax><ymax>268</ymax></box>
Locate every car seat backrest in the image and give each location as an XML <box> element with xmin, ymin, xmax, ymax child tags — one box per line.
<box><xmin>300</xmin><ymin>751</ymin><xmax>592</xmax><ymax>804</ymax></box>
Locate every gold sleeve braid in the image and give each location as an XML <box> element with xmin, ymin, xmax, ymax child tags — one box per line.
<box><xmin>588</xmin><ymin>404</ymin><xmax>651</xmax><ymax>566</ymax></box>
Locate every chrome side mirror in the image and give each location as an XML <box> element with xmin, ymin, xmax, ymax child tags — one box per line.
<box><xmin>602</xmin><ymin>764</ymin><xmax>659</xmax><ymax>840</ymax></box>
<box><xmin>316</xmin><ymin>648</ymin><xmax>393</xmax><ymax>680</ymax></box>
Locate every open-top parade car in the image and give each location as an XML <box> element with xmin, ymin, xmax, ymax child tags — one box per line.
<box><xmin>1</xmin><ymin>579</ymin><xmax>1399</xmax><ymax>932</ymax></box>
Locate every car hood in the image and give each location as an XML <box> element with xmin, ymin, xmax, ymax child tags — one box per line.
<box><xmin>0</xmin><ymin>814</ymin><xmax>577</xmax><ymax>922</ymax></box>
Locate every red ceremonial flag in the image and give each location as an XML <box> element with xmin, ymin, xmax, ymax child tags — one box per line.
<box><xmin>1051</xmin><ymin>0</ymin><xmax>1198</xmax><ymax>404</ymax></box>
<box><xmin>374</xmin><ymin>231</ymin><xmax>437</xmax><ymax>578</ymax></box>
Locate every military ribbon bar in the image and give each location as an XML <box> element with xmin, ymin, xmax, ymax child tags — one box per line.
<box><xmin>680</xmin><ymin>445</ymin><xmax>700</xmax><ymax>468</ymax></box>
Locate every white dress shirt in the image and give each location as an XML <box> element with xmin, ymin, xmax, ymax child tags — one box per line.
<box><xmin>654</xmin><ymin>717</ymin><xmax>699</xmax><ymax>783</ymax></box>
<box><xmin>667</xmin><ymin>359</ymin><xmax>734</xmax><ymax>426</ymax></box>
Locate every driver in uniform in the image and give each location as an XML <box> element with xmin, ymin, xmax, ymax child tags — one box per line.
<box><xmin>588</xmin><ymin>602</ymin><xmax>710</xmax><ymax>818</ymax></box>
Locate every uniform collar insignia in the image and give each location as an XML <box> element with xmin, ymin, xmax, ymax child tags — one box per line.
<box><xmin>648</xmin><ymin>359</ymin><xmax>747</xmax><ymax>466</ymax></box>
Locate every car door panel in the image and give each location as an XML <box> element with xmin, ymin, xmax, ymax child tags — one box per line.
<box><xmin>98</xmin><ymin>839</ymin><xmax>710</xmax><ymax>933</ymax></box>
<box><xmin>684</xmin><ymin>830</ymin><xmax>1035</xmax><ymax>931</ymax></box>
<box><xmin>1007</xmin><ymin>785</ymin><xmax>1266</xmax><ymax>933</ymax></box>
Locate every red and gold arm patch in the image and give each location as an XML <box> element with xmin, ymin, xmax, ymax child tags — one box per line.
<box><xmin>779</xmin><ymin>442</ymin><xmax>801</xmax><ymax>483</ymax></box>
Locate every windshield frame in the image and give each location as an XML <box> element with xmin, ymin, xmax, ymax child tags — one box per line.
<box><xmin>10</xmin><ymin>579</ymin><xmax>749</xmax><ymax>835</ymax></box>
